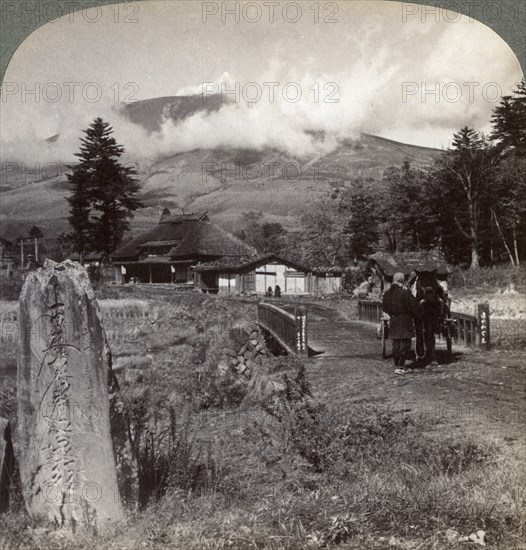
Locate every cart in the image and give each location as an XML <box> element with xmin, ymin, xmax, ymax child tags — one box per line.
<box><xmin>368</xmin><ymin>252</ymin><xmax>455</xmax><ymax>361</ymax></box>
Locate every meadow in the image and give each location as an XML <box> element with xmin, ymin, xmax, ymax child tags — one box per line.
<box><xmin>0</xmin><ymin>277</ymin><xmax>525</xmax><ymax>549</ymax></box>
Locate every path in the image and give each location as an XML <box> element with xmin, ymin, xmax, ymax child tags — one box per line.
<box><xmin>303</xmin><ymin>302</ymin><xmax>525</xmax><ymax>455</ymax></box>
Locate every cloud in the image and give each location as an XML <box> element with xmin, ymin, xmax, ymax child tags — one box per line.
<box><xmin>0</xmin><ymin>4</ymin><xmax>522</xmax><ymax>163</ymax></box>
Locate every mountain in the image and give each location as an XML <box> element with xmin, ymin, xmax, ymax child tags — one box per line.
<box><xmin>0</xmin><ymin>95</ymin><xmax>443</xmax><ymax>241</ymax></box>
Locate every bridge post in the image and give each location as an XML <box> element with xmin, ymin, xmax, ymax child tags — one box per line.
<box><xmin>295</xmin><ymin>306</ymin><xmax>308</xmax><ymax>357</ymax></box>
<box><xmin>477</xmin><ymin>303</ymin><xmax>490</xmax><ymax>350</ymax></box>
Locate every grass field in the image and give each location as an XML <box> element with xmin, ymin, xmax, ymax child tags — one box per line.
<box><xmin>0</xmin><ymin>287</ymin><xmax>525</xmax><ymax>549</ymax></box>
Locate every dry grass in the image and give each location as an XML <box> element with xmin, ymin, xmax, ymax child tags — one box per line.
<box><xmin>2</xmin><ymin>403</ymin><xmax>524</xmax><ymax>549</ymax></box>
<box><xmin>1</xmin><ymin>289</ymin><xmax>524</xmax><ymax>549</ymax></box>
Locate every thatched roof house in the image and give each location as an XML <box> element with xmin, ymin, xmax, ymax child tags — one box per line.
<box><xmin>111</xmin><ymin>210</ymin><xmax>256</xmax><ymax>284</ymax></box>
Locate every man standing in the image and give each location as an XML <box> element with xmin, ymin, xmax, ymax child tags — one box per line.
<box><xmin>382</xmin><ymin>272</ymin><xmax>423</xmax><ymax>374</ymax></box>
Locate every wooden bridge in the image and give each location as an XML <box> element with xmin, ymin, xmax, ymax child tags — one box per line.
<box><xmin>257</xmin><ymin>299</ymin><xmax>490</xmax><ymax>358</ymax></box>
<box><xmin>257</xmin><ymin>302</ymin><xmax>308</xmax><ymax>357</ymax></box>
<box><xmin>358</xmin><ymin>299</ymin><xmax>490</xmax><ymax>350</ymax></box>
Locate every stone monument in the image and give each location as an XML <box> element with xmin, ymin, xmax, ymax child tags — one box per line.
<box><xmin>17</xmin><ymin>260</ymin><xmax>123</xmax><ymax>530</ymax></box>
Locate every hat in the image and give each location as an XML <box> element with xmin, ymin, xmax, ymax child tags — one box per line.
<box><xmin>393</xmin><ymin>272</ymin><xmax>405</xmax><ymax>284</ymax></box>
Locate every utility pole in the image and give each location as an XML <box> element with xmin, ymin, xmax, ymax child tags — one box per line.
<box><xmin>20</xmin><ymin>240</ymin><xmax>24</xmax><ymax>269</ymax></box>
<box><xmin>34</xmin><ymin>237</ymin><xmax>38</xmax><ymax>263</ymax></box>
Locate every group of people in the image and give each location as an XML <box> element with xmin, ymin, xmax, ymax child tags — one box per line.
<box><xmin>382</xmin><ymin>272</ymin><xmax>444</xmax><ymax>375</ymax></box>
<box><xmin>266</xmin><ymin>285</ymin><xmax>281</xmax><ymax>298</ymax></box>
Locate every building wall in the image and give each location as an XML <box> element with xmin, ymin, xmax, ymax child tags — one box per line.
<box><xmin>312</xmin><ymin>274</ymin><xmax>341</xmax><ymax>294</ymax></box>
<box><xmin>196</xmin><ymin>263</ymin><xmax>342</xmax><ymax>295</ymax></box>
<box><xmin>254</xmin><ymin>262</ymin><xmax>307</xmax><ymax>294</ymax></box>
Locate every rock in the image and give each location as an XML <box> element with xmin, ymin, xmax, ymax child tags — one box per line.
<box><xmin>17</xmin><ymin>260</ymin><xmax>123</xmax><ymax>530</ymax></box>
<box><xmin>223</xmin><ymin>348</ymin><xmax>237</xmax><ymax>358</ymax></box>
<box><xmin>223</xmin><ymin>340</ymin><xmax>237</xmax><ymax>351</ymax></box>
<box><xmin>239</xmin><ymin>345</ymin><xmax>247</xmax><ymax>355</ymax></box>
<box><xmin>445</xmin><ymin>528</ymin><xmax>460</xmax><ymax>542</ymax></box>
<box><xmin>245</xmin><ymin>359</ymin><xmax>258</xmax><ymax>370</ymax></box>
<box><xmin>229</xmin><ymin>358</ymin><xmax>239</xmax><ymax>366</ymax></box>
<box><xmin>237</xmin><ymin>363</ymin><xmax>247</xmax><ymax>374</ymax></box>
<box><xmin>218</xmin><ymin>361</ymin><xmax>229</xmax><ymax>375</ymax></box>
<box><xmin>237</xmin><ymin>355</ymin><xmax>245</xmax><ymax>364</ymax></box>
<box><xmin>244</xmin><ymin>350</ymin><xmax>254</xmax><ymax>360</ymax></box>
<box><xmin>467</xmin><ymin>530</ymin><xmax>486</xmax><ymax>546</ymax></box>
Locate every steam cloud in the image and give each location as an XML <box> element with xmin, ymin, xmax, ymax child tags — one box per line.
<box><xmin>0</xmin><ymin>62</ymin><xmax>399</xmax><ymax>165</ymax></box>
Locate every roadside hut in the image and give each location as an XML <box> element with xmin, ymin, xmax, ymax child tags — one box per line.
<box><xmin>367</xmin><ymin>251</ymin><xmax>450</xmax><ymax>293</ymax></box>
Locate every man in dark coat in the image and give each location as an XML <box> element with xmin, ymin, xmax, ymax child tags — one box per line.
<box><xmin>382</xmin><ymin>272</ymin><xmax>423</xmax><ymax>374</ymax></box>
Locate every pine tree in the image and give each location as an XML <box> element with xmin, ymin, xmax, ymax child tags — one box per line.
<box><xmin>489</xmin><ymin>79</ymin><xmax>526</xmax><ymax>266</ymax></box>
<box><xmin>490</xmin><ymin>79</ymin><xmax>526</xmax><ymax>156</ymax></box>
<box><xmin>67</xmin><ymin>118</ymin><xmax>142</xmax><ymax>261</ymax></box>
<box><xmin>67</xmin><ymin>166</ymin><xmax>92</xmax><ymax>263</ymax></box>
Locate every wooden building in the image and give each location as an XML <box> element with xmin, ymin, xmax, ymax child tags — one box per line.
<box><xmin>193</xmin><ymin>253</ymin><xmax>343</xmax><ymax>295</ymax></box>
<box><xmin>111</xmin><ymin>211</ymin><xmax>256</xmax><ymax>284</ymax></box>
<box><xmin>367</xmin><ymin>251</ymin><xmax>450</xmax><ymax>294</ymax></box>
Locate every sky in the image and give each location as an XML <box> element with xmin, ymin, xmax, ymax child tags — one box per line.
<box><xmin>0</xmin><ymin>0</ymin><xmax>523</xmax><ymax>163</ymax></box>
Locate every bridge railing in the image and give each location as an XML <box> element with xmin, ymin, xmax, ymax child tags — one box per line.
<box><xmin>357</xmin><ymin>300</ymin><xmax>383</xmax><ymax>324</ymax></box>
<box><xmin>357</xmin><ymin>300</ymin><xmax>490</xmax><ymax>350</ymax></box>
<box><xmin>257</xmin><ymin>302</ymin><xmax>308</xmax><ymax>357</ymax></box>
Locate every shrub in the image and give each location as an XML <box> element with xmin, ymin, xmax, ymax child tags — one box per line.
<box><xmin>115</xmin><ymin>388</ymin><xmax>216</xmax><ymax>509</ymax></box>
<box><xmin>0</xmin><ymin>273</ymin><xmax>24</xmax><ymax>301</ymax></box>
<box><xmin>449</xmin><ymin>264</ymin><xmax>526</xmax><ymax>293</ymax></box>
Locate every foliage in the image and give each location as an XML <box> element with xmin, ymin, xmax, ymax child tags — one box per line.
<box><xmin>67</xmin><ymin>118</ymin><xmax>142</xmax><ymax>261</ymax></box>
<box><xmin>490</xmin><ymin>78</ymin><xmax>526</xmax><ymax>156</ymax></box>
<box><xmin>300</xmin><ymin>206</ymin><xmax>350</xmax><ymax>267</ymax></box>
<box><xmin>0</xmin><ymin>272</ymin><xmax>25</xmax><ymax>300</ymax></box>
<box><xmin>338</xmin><ymin>176</ymin><xmax>380</xmax><ymax>259</ymax></box>
<box><xmin>430</xmin><ymin>127</ymin><xmax>496</xmax><ymax>269</ymax></box>
<box><xmin>234</xmin><ymin>211</ymin><xmax>288</xmax><ymax>255</ymax></box>
<box><xmin>28</xmin><ymin>226</ymin><xmax>43</xmax><ymax>239</ymax></box>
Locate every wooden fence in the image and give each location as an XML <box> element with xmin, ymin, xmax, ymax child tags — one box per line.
<box><xmin>257</xmin><ymin>302</ymin><xmax>308</xmax><ymax>357</ymax></box>
<box><xmin>357</xmin><ymin>300</ymin><xmax>490</xmax><ymax>350</ymax></box>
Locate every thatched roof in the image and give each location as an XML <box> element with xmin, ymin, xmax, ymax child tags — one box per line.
<box><xmin>368</xmin><ymin>251</ymin><xmax>450</xmax><ymax>278</ymax></box>
<box><xmin>112</xmin><ymin>212</ymin><xmax>256</xmax><ymax>261</ymax></box>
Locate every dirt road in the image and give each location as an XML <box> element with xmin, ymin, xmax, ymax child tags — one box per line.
<box><xmin>304</xmin><ymin>303</ymin><xmax>525</xmax><ymax>455</ymax></box>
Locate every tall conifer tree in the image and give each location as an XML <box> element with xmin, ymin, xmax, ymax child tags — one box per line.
<box><xmin>67</xmin><ymin>118</ymin><xmax>142</xmax><ymax>261</ymax></box>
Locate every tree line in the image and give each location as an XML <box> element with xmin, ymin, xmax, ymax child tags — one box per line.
<box><xmin>66</xmin><ymin>81</ymin><xmax>525</xmax><ymax>270</ymax></box>
<box><xmin>235</xmin><ymin>80</ymin><xmax>526</xmax><ymax>270</ymax></box>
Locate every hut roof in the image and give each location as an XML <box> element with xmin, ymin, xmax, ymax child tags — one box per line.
<box><xmin>368</xmin><ymin>251</ymin><xmax>450</xmax><ymax>277</ymax></box>
<box><xmin>112</xmin><ymin>212</ymin><xmax>256</xmax><ymax>261</ymax></box>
